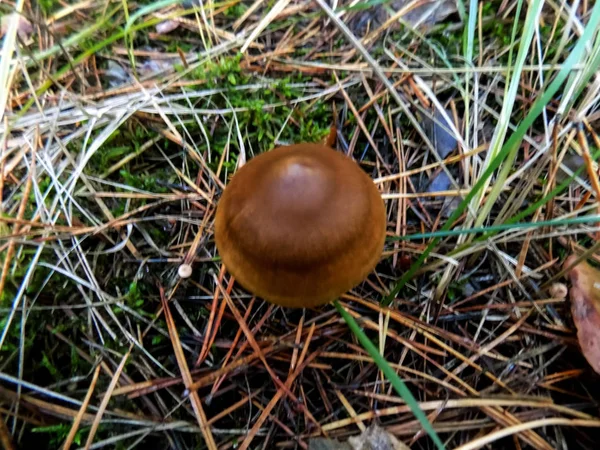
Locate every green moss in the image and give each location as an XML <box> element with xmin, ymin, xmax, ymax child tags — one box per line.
<box><xmin>39</xmin><ymin>0</ymin><xmax>61</xmax><ymax>14</ymax></box>
<box><xmin>175</xmin><ymin>55</ymin><xmax>333</xmax><ymax>171</ymax></box>
<box><xmin>32</xmin><ymin>424</ymin><xmax>86</xmax><ymax>447</ymax></box>
<box><xmin>222</xmin><ymin>3</ymin><xmax>248</xmax><ymax>19</ymax></box>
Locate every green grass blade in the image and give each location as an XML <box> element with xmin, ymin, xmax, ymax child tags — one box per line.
<box><xmin>28</xmin><ymin>6</ymin><xmax>121</xmax><ymax>66</ymax></box>
<box><xmin>125</xmin><ymin>0</ymin><xmax>185</xmax><ymax>31</ymax></box>
<box><xmin>567</xmin><ymin>30</ymin><xmax>600</xmax><ymax>110</ymax></box>
<box><xmin>383</xmin><ymin>1</ymin><xmax>600</xmax><ymax>305</ymax></box>
<box><xmin>472</xmin><ymin>0</ymin><xmax>537</xmax><ymax>227</ymax></box>
<box><xmin>334</xmin><ymin>300</ymin><xmax>446</xmax><ymax>450</ymax></box>
<box><xmin>124</xmin><ymin>0</ymin><xmax>186</xmax><ymax>73</ymax></box>
<box><xmin>461</xmin><ymin>0</ymin><xmax>477</xmax><ymax>147</ymax></box>
<box><xmin>337</xmin><ymin>0</ymin><xmax>395</xmax><ymax>12</ymax></box>
<box><xmin>0</xmin><ymin>0</ymin><xmax>25</xmax><ymax>121</ymax></box>
<box><xmin>419</xmin><ymin>149</ymin><xmax>600</xmax><ymax>264</ymax></box>
<box><xmin>388</xmin><ymin>214</ymin><xmax>600</xmax><ymax>241</ymax></box>
<box><xmin>458</xmin><ymin>146</ymin><xmax>600</xmax><ymax>251</ymax></box>
<box><xmin>462</xmin><ymin>0</ymin><xmax>478</xmax><ymax>61</ymax></box>
<box><xmin>455</xmin><ymin>0</ymin><xmax>466</xmax><ymax>22</ymax></box>
<box><xmin>16</xmin><ymin>14</ymin><xmax>177</xmax><ymax>118</ymax></box>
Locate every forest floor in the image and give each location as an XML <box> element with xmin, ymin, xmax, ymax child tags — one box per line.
<box><xmin>1</xmin><ymin>0</ymin><xmax>600</xmax><ymax>449</ymax></box>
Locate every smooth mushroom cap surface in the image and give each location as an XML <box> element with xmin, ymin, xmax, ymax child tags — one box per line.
<box><xmin>214</xmin><ymin>143</ymin><xmax>386</xmax><ymax>308</ymax></box>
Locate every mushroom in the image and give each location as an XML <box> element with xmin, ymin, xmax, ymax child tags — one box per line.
<box><xmin>214</xmin><ymin>143</ymin><xmax>386</xmax><ymax>308</ymax></box>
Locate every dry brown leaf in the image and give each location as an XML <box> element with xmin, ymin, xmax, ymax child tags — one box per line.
<box><xmin>0</xmin><ymin>14</ymin><xmax>33</xmax><ymax>40</ymax></box>
<box><xmin>309</xmin><ymin>425</ymin><xmax>410</xmax><ymax>450</ymax></box>
<box><xmin>564</xmin><ymin>255</ymin><xmax>600</xmax><ymax>374</ymax></box>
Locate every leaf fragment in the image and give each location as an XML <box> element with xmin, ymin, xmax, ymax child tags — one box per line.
<box><xmin>564</xmin><ymin>255</ymin><xmax>600</xmax><ymax>375</ymax></box>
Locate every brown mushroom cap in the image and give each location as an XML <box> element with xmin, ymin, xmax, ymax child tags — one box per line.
<box><xmin>214</xmin><ymin>143</ymin><xmax>386</xmax><ymax>308</ymax></box>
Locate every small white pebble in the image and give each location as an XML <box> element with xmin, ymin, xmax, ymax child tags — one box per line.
<box><xmin>549</xmin><ymin>282</ymin><xmax>568</xmax><ymax>299</ymax></box>
<box><xmin>178</xmin><ymin>264</ymin><xmax>193</xmax><ymax>278</ymax></box>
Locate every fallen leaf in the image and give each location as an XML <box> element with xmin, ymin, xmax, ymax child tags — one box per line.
<box><xmin>138</xmin><ymin>58</ymin><xmax>179</xmax><ymax>78</ymax></box>
<box><xmin>350</xmin><ymin>0</ymin><xmax>457</xmax><ymax>35</ymax></box>
<box><xmin>105</xmin><ymin>61</ymin><xmax>131</xmax><ymax>87</ymax></box>
<box><xmin>348</xmin><ymin>425</ymin><xmax>410</xmax><ymax>450</ymax></box>
<box><xmin>309</xmin><ymin>437</ymin><xmax>352</xmax><ymax>450</ymax></box>
<box><xmin>564</xmin><ymin>255</ymin><xmax>600</xmax><ymax>374</ymax></box>
<box><xmin>421</xmin><ymin>107</ymin><xmax>460</xmax><ymax>217</ymax></box>
<box><xmin>426</xmin><ymin>171</ymin><xmax>452</xmax><ymax>193</ymax></box>
<box><xmin>423</xmin><ymin>108</ymin><xmax>458</xmax><ymax>159</ymax></box>
<box><xmin>1</xmin><ymin>14</ymin><xmax>33</xmax><ymax>40</ymax></box>
<box><xmin>155</xmin><ymin>19</ymin><xmax>180</xmax><ymax>34</ymax></box>
<box><xmin>309</xmin><ymin>425</ymin><xmax>410</xmax><ymax>450</ymax></box>
<box><xmin>390</xmin><ymin>0</ymin><xmax>457</xmax><ymax>30</ymax></box>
